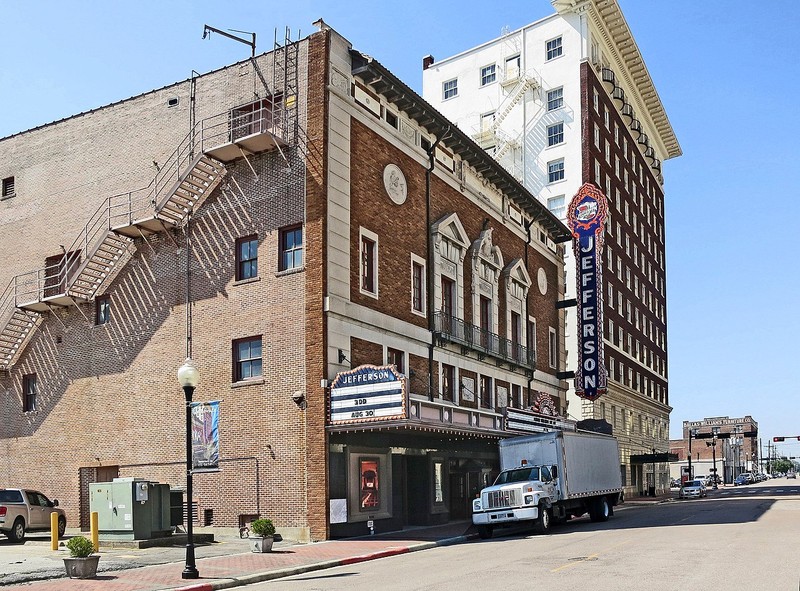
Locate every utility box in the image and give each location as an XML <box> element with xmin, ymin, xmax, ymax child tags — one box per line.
<box><xmin>89</xmin><ymin>478</ymin><xmax>173</xmax><ymax>540</ymax></box>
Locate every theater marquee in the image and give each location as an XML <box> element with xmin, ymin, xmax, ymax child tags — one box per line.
<box><xmin>567</xmin><ymin>182</ymin><xmax>609</xmax><ymax>401</ymax></box>
<box><xmin>329</xmin><ymin>364</ymin><xmax>407</xmax><ymax>424</ymax></box>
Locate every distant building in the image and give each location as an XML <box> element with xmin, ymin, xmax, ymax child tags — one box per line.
<box><xmin>669</xmin><ymin>416</ymin><xmax>759</xmax><ymax>484</ymax></box>
<box><xmin>0</xmin><ymin>24</ymin><xmax>572</xmax><ymax>540</ymax></box>
<box><xmin>421</xmin><ymin>0</ymin><xmax>681</xmax><ymax>497</ymax></box>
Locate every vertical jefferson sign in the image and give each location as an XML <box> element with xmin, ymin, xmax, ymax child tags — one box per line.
<box><xmin>329</xmin><ymin>365</ymin><xmax>407</xmax><ymax>424</ymax></box>
<box><xmin>567</xmin><ymin>182</ymin><xmax>609</xmax><ymax>400</ymax></box>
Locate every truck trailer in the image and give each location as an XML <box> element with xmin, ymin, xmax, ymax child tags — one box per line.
<box><xmin>472</xmin><ymin>430</ymin><xmax>623</xmax><ymax>538</ymax></box>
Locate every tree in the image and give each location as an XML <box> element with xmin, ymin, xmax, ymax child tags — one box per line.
<box><xmin>770</xmin><ymin>458</ymin><xmax>794</xmax><ymax>474</ymax></box>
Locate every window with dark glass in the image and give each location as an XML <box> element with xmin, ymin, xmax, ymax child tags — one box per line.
<box><xmin>95</xmin><ymin>295</ymin><xmax>111</xmax><ymax>325</ymax></box>
<box><xmin>236</xmin><ymin>235</ymin><xmax>258</xmax><ymax>281</ymax></box>
<box><xmin>480</xmin><ymin>375</ymin><xmax>492</xmax><ymax>408</ymax></box>
<box><xmin>361</xmin><ymin>235</ymin><xmax>376</xmax><ymax>294</ymax></box>
<box><xmin>412</xmin><ymin>261</ymin><xmax>425</xmax><ymax>313</ymax></box>
<box><xmin>442</xmin><ymin>364</ymin><xmax>455</xmax><ymax>401</ymax></box>
<box><xmin>233</xmin><ymin>336</ymin><xmax>262</xmax><ymax>382</ymax></box>
<box><xmin>546</xmin><ymin>36</ymin><xmax>563</xmax><ymax>60</ymax></box>
<box><xmin>279</xmin><ymin>225</ymin><xmax>303</xmax><ymax>272</ymax></box>
<box><xmin>22</xmin><ymin>373</ymin><xmax>36</xmax><ymax>412</ymax></box>
<box><xmin>387</xmin><ymin>347</ymin><xmax>404</xmax><ymax>374</ymax></box>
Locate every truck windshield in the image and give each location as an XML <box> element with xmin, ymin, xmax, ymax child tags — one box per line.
<box><xmin>495</xmin><ymin>467</ymin><xmax>539</xmax><ymax>484</ymax></box>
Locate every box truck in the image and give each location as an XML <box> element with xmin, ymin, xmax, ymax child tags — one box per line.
<box><xmin>472</xmin><ymin>430</ymin><xmax>623</xmax><ymax>538</ymax></box>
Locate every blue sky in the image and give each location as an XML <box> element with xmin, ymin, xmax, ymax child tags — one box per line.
<box><xmin>2</xmin><ymin>1</ymin><xmax>799</xmax><ymax>447</ymax></box>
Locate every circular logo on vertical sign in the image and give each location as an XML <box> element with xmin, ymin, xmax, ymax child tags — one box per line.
<box><xmin>383</xmin><ymin>164</ymin><xmax>407</xmax><ymax>205</ymax></box>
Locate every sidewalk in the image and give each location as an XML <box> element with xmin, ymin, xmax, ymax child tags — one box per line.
<box><xmin>4</xmin><ymin>522</ymin><xmax>477</xmax><ymax>591</ymax></box>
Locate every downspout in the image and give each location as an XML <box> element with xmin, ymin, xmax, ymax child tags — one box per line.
<box><xmin>425</xmin><ymin>127</ymin><xmax>450</xmax><ymax>402</ymax></box>
<box><xmin>524</xmin><ymin>218</ymin><xmax>534</xmax><ymax>404</ymax></box>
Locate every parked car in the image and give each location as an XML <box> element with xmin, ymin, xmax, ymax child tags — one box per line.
<box><xmin>679</xmin><ymin>479</ymin><xmax>707</xmax><ymax>499</ymax></box>
<box><xmin>788</xmin><ymin>471</ymin><xmax>797</xmax><ymax>479</ymax></box>
<box><xmin>734</xmin><ymin>474</ymin><xmax>750</xmax><ymax>486</ymax></box>
<box><xmin>0</xmin><ymin>489</ymin><xmax>66</xmax><ymax>542</ymax></box>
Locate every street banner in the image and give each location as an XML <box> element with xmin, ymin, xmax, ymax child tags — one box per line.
<box><xmin>191</xmin><ymin>400</ymin><xmax>220</xmax><ymax>471</ymax></box>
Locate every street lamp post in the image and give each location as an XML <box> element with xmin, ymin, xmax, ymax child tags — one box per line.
<box><xmin>710</xmin><ymin>427</ymin><xmax>719</xmax><ymax>489</ymax></box>
<box><xmin>687</xmin><ymin>428</ymin><xmax>697</xmax><ymax>482</ymax></box>
<box><xmin>178</xmin><ymin>358</ymin><xmax>200</xmax><ymax>580</ymax></box>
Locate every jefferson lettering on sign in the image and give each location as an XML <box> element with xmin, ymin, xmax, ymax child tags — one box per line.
<box><xmin>329</xmin><ymin>364</ymin><xmax>407</xmax><ymax>424</ymax></box>
<box><xmin>567</xmin><ymin>182</ymin><xmax>609</xmax><ymax>400</ymax></box>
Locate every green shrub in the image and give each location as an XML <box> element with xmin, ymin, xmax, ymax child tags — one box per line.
<box><xmin>250</xmin><ymin>518</ymin><xmax>275</xmax><ymax>537</ymax></box>
<box><xmin>66</xmin><ymin>536</ymin><xmax>95</xmax><ymax>558</ymax></box>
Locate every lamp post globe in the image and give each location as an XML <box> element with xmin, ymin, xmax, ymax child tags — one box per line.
<box><xmin>178</xmin><ymin>357</ymin><xmax>200</xmax><ymax>579</ymax></box>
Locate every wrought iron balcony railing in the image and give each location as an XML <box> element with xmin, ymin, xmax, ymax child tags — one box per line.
<box><xmin>433</xmin><ymin>311</ymin><xmax>534</xmax><ymax>369</ymax></box>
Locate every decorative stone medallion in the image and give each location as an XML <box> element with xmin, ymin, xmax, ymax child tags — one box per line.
<box><xmin>537</xmin><ymin>267</ymin><xmax>548</xmax><ymax>295</ymax></box>
<box><xmin>383</xmin><ymin>163</ymin><xmax>407</xmax><ymax>205</ymax></box>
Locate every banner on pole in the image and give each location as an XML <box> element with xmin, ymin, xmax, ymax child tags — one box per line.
<box><xmin>191</xmin><ymin>400</ymin><xmax>220</xmax><ymax>471</ymax></box>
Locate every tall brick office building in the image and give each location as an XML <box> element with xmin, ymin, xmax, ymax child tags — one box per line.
<box><xmin>0</xmin><ymin>24</ymin><xmax>571</xmax><ymax>541</ymax></box>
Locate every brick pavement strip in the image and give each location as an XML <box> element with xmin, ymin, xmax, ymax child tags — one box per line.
<box><xmin>9</xmin><ymin>536</ymin><xmax>471</xmax><ymax>591</ymax></box>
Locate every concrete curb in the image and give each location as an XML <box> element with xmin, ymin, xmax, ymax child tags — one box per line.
<box><xmin>172</xmin><ymin>533</ymin><xmax>479</xmax><ymax>591</ymax></box>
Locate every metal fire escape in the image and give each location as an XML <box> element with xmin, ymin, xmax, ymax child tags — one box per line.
<box><xmin>0</xmin><ymin>65</ymin><xmax>296</xmax><ymax>370</ymax></box>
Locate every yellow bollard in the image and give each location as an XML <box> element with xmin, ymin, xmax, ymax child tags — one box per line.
<box><xmin>91</xmin><ymin>511</ymin><xmax>99</xmax><ymax>552</ymax></box>
<box><xmin>50</xmin><ymin>512</ymin><xmax>58</xmax><ymax>551</ymax></box>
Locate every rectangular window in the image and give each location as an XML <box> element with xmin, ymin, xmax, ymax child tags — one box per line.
<box><xmin>546</xmin><ymin>36</ymin><xmax>563</xmax><ymax>60</ymax></box>
<box><xmin>547</xmin><ymin>159</ymin><xmax>564</xmax><ymax>183</ymax></box>
<box><xmin>233</xmin><ymin>336</ymin><xmax>262</xmax><ymax>382</ymax></box>
<box><xmin>527</xmin><ymin>318</ymin><xmax>536</xmax><ymax>361</ymax></box>
<box><xmin>505</xmin><ymin>55</ymin><xmax>521</xmax><ymax>80</ymax></box>
<box><xmin>442</xmin><ymin>364</ymin><xmax>455</xmax><ymax>401</ymax></box>
<box><xmin>548</xmin><ymin>327</ymin><xmax>557</xmax><ymax>369</ymax></box>
<box><xmin>236</xmin><ymin>234</ymin><xmax>258</xmax><ymax>280</ymax></box>
<box><xmin>480</xmin><ymin>375</ymin><xmax>492</xmax><ymax>408</ymax></box>
<box><xmin>279</xmin><ymin>225</ymin><xmax>303</xmax><ymax>272</ymax></box>
<box><xmin>480</xmin><ymin>64</ymin><xmax>496</xmax><ymax>86</ymax></box>
<box><xmin>546</xmin><ymin>87</ymin><xmax>563</xmax><ymax>111</ymax></box>
<box><xmin>442</xmin><ymin>78</ymin><xmax>458</xmax><ymax>100</ymax></box>
<box><xmin>547</xmin><ymin>122</ymin><xmax>564</xmax><ymax>146</ymax></box>
<box><xmin>22</xmin><ymin>373</ymin><xmax>36</xmax><ymax>412</ymax></box>
<box><xmin>441</xmin><ymin>276</ymin><xmax>454</xmax><ymax>317</ymax></box>
<box><xmin>387</xmin><ymin>347</ymin><xmax>405</xmax><ymax>374</ymax></box>
<box><xmin>547</xmin><ymin>195</ymin><xmax>565</xmax><ymax>218</ymax></box>
<box><xmin>411</xmin><ymin>255</ymin><xmax>426</xmax><ymax>315</ymax></box>
<box><xmin>95</xmin><ymin>295</ymin><xmax>111</xmax><ymax>325</ymax></box>
<box><xmin>480</xmin><ymin>111</ymin><xmax>495</xmax><ymax>132</ymax></box>
<box><xmin>1</xmin><ymin>176</ymin><xmax>15</xmax><ymax>199</ymax></box>
<box><xmin>360</xmin><ymin>228</ymin><xmax>378</xmax><ymax>296</ymax></box>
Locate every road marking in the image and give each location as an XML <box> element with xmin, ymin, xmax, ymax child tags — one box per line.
<box><xmin>551</xmin><ymin>540</ymin><xmax>631</xmax><ymax>572</ymax></box>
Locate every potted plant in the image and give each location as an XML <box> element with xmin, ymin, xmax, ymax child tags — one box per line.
<box><xmin>248</xmin><ymin>518</ymin><xmax>276</xmax><ymax>553</ymax></box>
<box><xmin>63</xmin><ymin>536</ymin><xmax>100</xmax><ymax>579</ymax></box>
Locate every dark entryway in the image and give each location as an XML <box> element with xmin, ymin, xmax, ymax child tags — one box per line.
<box><xmin>405</xmin><ymin>456</ymin><xmax>428</xmax><ymax>525</ymax></box>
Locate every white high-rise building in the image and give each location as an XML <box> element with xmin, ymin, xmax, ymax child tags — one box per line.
<box><xmin>423</xmin><ymin>0</ymin><xmax>681</xmax><ymax>496</ymax></box>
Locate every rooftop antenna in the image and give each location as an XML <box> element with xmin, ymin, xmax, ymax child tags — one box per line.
<box><xmin>202</xmin><ymin>24</ymin><xmax>256</xmax><ymax>57</ymax></box>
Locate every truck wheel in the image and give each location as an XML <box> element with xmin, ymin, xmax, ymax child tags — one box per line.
<box><xmin>477</xmin><ymin>525</ymin><xmax>493</xmax><ymax>539</ymax></box>
<box><xmin>590</xmin><ymin>497</ymin><xmax>610</xmax><ymax>523</ymax></box>
<box><xmin>58</xmin><ymin>517</ymin><xmax>67</xmax><ymax>538</ymax></box>
<box><xmin>8</xmin><ymin>518</ymin><xmax>25</xmax><ymax>543</ymax></box>
<box><xmin>533</xmin><ymin>505</ymin><xmax>551</xmax><ymax>534</ymax></box>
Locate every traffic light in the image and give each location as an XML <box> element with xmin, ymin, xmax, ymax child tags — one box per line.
<box><xmin>774</xmin><ymin>437</ymin><xmax>785</xmax><ymax>442</ymax></box>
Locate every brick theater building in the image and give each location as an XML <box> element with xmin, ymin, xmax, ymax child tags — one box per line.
<box><xmin>0</xmin><ymin>24</ymin><xmax>572</xmax><ymax>541</ymax></box>
<box><xmin>422</xmin><ymin>0</ymin><xmax>681</xmax><ymax>496</ymax></box>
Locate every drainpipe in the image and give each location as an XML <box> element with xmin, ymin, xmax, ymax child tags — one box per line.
<box><xmin>425</xmin><ymin>127</ymin><xmax>449</xmax><ymax>402</ymax></box>
<box><xmin>524</xmin><ymin>218</ymin><xmax>534</xmax><ymax>404</ymax></box>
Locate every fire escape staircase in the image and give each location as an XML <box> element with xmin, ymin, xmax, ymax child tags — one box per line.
<box><xmin>0</xmin><ymin>150</ymin><xmax>227</xmax><ymax>372</ymax></box>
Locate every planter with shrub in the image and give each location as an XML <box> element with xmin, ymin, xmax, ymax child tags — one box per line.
<box><xmin>63</xmin><ymin>536</ymin><xmax>100</xmax><ymax>579</ymax></box>
<box><xmin>248</xmin><ymin>518</ymin><xmax>276</xmax><ymax>553</ymax></box>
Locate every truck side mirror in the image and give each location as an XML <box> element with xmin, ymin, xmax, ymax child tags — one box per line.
<box><xmin>551</xmin><ymin>466</ymin><xmax>558</xmax><ymax>479</ymax></box>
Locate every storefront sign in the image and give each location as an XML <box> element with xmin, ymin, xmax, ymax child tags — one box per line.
<box><xmin>567</xmin><ymin>182</ymin><xmax>609</xmax><ymax>401</ymax></box>
<box><xmin>329</xmin><ymin>364</ymin><xmax>406</xmax><ymax>424</ymax></box>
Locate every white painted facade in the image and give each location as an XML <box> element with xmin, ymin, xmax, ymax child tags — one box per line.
<box><xmin>423</xmin><ymin>0</ymin><xmax>681</xmax><ymax>496</ymax></box>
